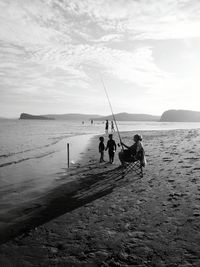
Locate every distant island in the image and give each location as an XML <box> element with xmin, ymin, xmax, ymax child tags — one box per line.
<box><xmin>19</xmin><ymin>113</ymin><xmax>101</xmax><ymax>121</ymax></box>
<box><xmin>18</xmin><ymin>110</ymin><xmax>200</xmax><ymax>122</ymax></box>
<box><xmin>160</xmin><ymin>110</ymin><xmax>200</xmax><ymax>122</ymax></box>
<box><xmin>94</xmin><ymin>112</ymin><xmax>160</xmax><ymax>121</ymax></box>
<box><xmin>19</xmin><ymin>113</ymin><xmax>55</xmax><ymax>120</ymax></box>
<box><xmin>19</xmin><ymin>112</ymin><xmax>160</xmax><ymax>121</ymax></box>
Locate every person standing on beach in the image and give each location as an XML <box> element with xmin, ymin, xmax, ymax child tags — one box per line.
<box><xmin>105</xmin><ymin>120</ymin><xmax>109</xmax><ymax>133</ymax></box>
<box><xmin>111</xmin><ymin>121</ymin><xmax>115</xmax><ymax>132</ymax></box>
<box><xmin>99</xmin><ymin>136</ymin><xmax>105</xmax><ymax>163</ymax></box>
<box><xmin>105</xmin><ymin>134</ymin><xmax>117</xmax><ymax>163</ymax></box>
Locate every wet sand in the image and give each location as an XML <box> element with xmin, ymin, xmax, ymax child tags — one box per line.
<box><xmin>0</xmin><ymin>129</ymin><xmax>200</xmax><ymax>266</ymax></box>
<box><xmin>0</xmin><ymin>133</ymin><xmax>94</xmax><ymax>213</ymax></box>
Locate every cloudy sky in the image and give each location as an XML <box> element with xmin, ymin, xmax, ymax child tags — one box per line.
<box><xmin>1</xmin><ymin>0</ymin><xmax>200</xmax><ymax>117</ymax></box>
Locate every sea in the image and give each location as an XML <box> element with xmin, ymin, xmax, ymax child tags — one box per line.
<box><xmin>0</xmin><ymin>119</ymin><xmax>200</xmax><ymax>221</ymax></box>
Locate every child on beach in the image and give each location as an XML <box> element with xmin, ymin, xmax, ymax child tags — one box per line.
<box><xmin>99</xmin><ymin>136</ymin><xmax>105</xmax><ymax>163</ymax></box>
<box><xmin>105</xmin><ymin>134</ymin><xmax>117</xmax><ymax>163</ymax></box>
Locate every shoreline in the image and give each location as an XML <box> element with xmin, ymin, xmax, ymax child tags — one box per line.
<box><xmin>0</xmin><ymin>128</ymin><xmax>200</xmax><ymax>266</ymax></box>
<box><xmin>0</xmin><ymin>132</ymin><xmax>99</xmax><ymax>243</ymax></box>
<box><xmin>0</xmin><ymin>133</ymin><xmax>97</xmax><ymax>207</ymax></box>
<box><xmin>0</xmin><ymin>128</ymin><xmax>198</xmax><ymax>242</ymax></box>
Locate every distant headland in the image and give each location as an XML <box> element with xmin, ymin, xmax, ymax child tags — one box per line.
<box><xmin>160</xmin><ymin>110</ymin><xmax>200</xmax><ymax>122</ymax></box>
<box><xmin>19</xmin><ymin>112</ymin><xmax>159</xmax><ymax>121</ymax></box>
<box><xmin>19</xmin><ymin>113</ymin><xmax>55</xmax><ymax>120</ymax></box>
<box><xmin>19</xmin><ymin>113</ymin><xmax>101</xmax><ymax>121</ymax></box>
<box><xmin>18</xmin><ymin>110</ymin><xmax>200</xmax><ymax>122</ymax></box>
<box><xmin>94</xmin><ymin>112</ymin><xmax>160</xmax><ymax>121</ymax></box>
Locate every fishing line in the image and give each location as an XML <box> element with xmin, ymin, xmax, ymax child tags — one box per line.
<box><xmin>100</xmin><ymin>76</ymin><xmax>124</xmax><ymax>150</ymax></box>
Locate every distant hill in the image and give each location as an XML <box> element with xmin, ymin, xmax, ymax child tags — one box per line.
<box><xmin>19</xmin><ymin>113</ymin><xmax>54</xmax><ymax>120</ymax></box>
<box><xmin>43</xmin><ymin>113</ymin><xmax>102</xmax><ymax>120</ymax></box>
<box><xmin>19</xmin><ymin>113</ymin><xmax>102</xmax><ymax>121</ymax></box>
<box><xmin>160</xmin><ymin>110</ymin><xmax>200</xmax><ymax>122</ymax></box>
<box><xmin>94</xmin><ymin>112</ymin><xmax>160</xmax><ymax>121</ymax></box>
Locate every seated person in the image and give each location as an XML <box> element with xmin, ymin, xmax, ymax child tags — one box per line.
<box><xmin>118</xmin><ymin>134</ymin><xmax>146</xmax><ymax>167</ymax></box>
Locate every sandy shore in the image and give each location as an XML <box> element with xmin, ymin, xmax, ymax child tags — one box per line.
<box><xmin>0</xmin><ymin>128</ymin><xmax>200</xmax><ymax>266</ymax></box>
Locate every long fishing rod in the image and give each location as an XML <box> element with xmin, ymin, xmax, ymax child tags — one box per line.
<box><xmin>100</xmin><ymin>77</ymin><xmax>124</xmax><ymax>150</ymax></box>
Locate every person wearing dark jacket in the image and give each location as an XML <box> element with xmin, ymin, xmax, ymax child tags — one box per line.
<box><xmin>118</xmin><ymin>134</ymin><xmax>146</xmax><ymax>167</ymax></box>
<box><xmin>105</xmin><ymin>134</ymin><xmax>116</xmax><ymax>163</ymax></box>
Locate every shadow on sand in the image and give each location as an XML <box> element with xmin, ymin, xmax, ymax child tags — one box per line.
<box><xmin>0</xmin><ymin>164</ymin><xmax>141</xmax><ymax>244</ymax></box>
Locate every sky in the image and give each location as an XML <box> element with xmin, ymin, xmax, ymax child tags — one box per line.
<box><xmin>1</xmin><ymin>0</ymin><xmax>200</xmax><ymax>118</ymax></box>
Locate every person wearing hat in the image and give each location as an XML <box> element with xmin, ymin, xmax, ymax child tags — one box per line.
<box><xmin>118</xmin><ymin>134</ymin><xmax>146</xmax><ymax>167</ymax></box>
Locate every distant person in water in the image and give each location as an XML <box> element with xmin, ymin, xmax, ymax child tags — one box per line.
<box><xmin>91</xmin><ymin>119</ymin><xmax>93</xmax><ymax>124</ymax></box>
<box><xmin>111</xmin><ymin>121</ymin><xmax>115</xmax><ymax>132</ymax></box>
<box><xmin>118</xmin><ymin>134</ymin><xmax>146</xmax><ymax>167</ymax></box>
<box><xmin>105</xmin><ymin>134</ymin><xmax>117</xmax><ymax>163</ymax></box>
<box><xmin>99</xmin><ymin>136</ymin><xmax>105</xmax><ymax>163</ymax></box>
<box><xmin>105</xmin><ymin>120</ymin><xmax>109</xmax><ymax>133</ymax></box>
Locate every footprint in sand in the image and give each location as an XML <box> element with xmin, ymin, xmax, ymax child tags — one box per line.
<box><xmin>168</xmin><ymin>178</ymin><xmax>175</xmax><ymax>182</ymax></box>
<box><xmin>184</xmin><ymin>157</ymin><xmax>198</xmax><ymax>161</ymax></box>
<box><xmin>163</xmin><ymin>157</ymin><xmax>173</xmax><ymax>162</ymax></box>
<box><xmin>193</xmin><ymin>210</ymin><xmax>200</xmax><ymax>217</ymax></box>
<box><xmin>181</xmin><ymin>165</ymin><xmax>192</xmax><ymax>169</ymax></box>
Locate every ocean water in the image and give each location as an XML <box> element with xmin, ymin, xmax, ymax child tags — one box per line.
<box><xmin>0</xmin><ymin>119</ymin><xmax>104</xmax><ymax>169</ymax></box>
<box><xmin>0</xmin><ymin>119</ymin><xmax>200</xmax><ymax>216</ymax></box>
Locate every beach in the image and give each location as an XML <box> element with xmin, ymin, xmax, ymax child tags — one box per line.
<box><xmin>0</xmin><ymin>128</ymin><xmax>200</xmax><ymax>266</ymax></box>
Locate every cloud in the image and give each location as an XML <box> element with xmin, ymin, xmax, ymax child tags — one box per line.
<box><xmin>2</xmin><ymin>0</ymin><xmax>200</xmax><ymax>46</ymax></box>
<box><xmin>94</xmin><ymin>34</ymin><xmax>123</xmax><ymax>43</ymax></box>
<box><xmin>0</xmin><ymin>0</ymin><xmax>73</xmax><ymax>46</ymax></box>
<box><xmin>27</xmin><ymin>42</ymin><xmax>169</xmax><ymax>89</ymax></box>
<box><xmin>61</xmin><ymin>0</ymin><xmax>200</xmax><ymax>40</ymax></box>
<box><xmin>1</xmin><ymin>0</ymin><xmax>200</xmax><ymax>116</ymax></box>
